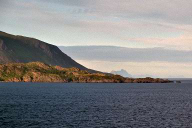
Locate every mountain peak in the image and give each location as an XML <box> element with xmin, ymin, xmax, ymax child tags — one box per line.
<box><xmin>111</xmin><ymin>69</ymin><xmax>132</xmax><ymax>77</ymax></box>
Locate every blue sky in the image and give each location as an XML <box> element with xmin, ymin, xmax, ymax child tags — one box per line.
<box><xmin>1</xmin><ymin>0</ymin><xmax>192</xmax><ymax>77</ymax></box>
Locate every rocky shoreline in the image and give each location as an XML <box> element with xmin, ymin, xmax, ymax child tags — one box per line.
<box><xmin>0</xmin><ymin>62</ymin><xmax>173</xmax><ymax>83</ymax></box>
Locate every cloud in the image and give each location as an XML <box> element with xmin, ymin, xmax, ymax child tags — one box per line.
<box><xmin>1</xmin><ymin>0</ymin><xmax>192</xmax><ymax>49</ymax></box>
<box><xmin>4</xmin><ymin>0</ymin><xmax>192</xmax><ymax>25</ymax></box>
<box><xmin>37</xmin><ymin>0</ymin><xmax>192</xmax><ymax>25</ymax></box>
<box><xmin>59</xmin><ymin>46</ymin><xmax>192</xmax><ymax>63</ymax></box>
<box><xmin>124</xmin><ymin>33</ymin><xmax>192</xmax><ymax>50</ymax></box>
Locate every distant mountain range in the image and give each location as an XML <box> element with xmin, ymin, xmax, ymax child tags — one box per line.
<box><xmin>111</xmin><ymin>69</ymin><xmax>132</xmax><ymax>78</ymax></box>
<box><xmin>0</xmin><ymin>31</ymin><xmax>95</xmax><ymax>72</ymax></box>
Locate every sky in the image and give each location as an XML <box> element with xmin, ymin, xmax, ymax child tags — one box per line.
<box><xmin>1</xmin><ymin>0</ymin><xmax>192</xmax><ymax>78</ymax></box>
<box><xmin>59</xmin><ymin>46</ymin><xmax>192</xmax><ymax>78</ymax></box>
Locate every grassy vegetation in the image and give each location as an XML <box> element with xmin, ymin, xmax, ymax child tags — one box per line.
<box><xmin>0</xmin><ymin>62</ymin><xmax>126</xmax><ymax>82</ymax></box>
<box><xmin>0</xmin><ymin>61</ymin><xmax>172</xmax><ymax>83</ymax></box>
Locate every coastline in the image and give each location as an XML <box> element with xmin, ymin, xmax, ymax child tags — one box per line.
<box><xmin>0</xmin><ymin>62</ymin><xmax>173</xmax><ymax>83</ymax></box>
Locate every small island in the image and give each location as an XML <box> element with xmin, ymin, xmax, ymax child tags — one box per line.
<box><xmin>0</xmin><ymin>62</ymin><xmax>172</xmax><ymax>83</ymax></box>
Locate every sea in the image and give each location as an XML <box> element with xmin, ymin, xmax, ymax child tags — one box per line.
<box><xmin>1</xmin><ymin>81</ymin><xmax>192</xmax><ymax>128</ymax></box>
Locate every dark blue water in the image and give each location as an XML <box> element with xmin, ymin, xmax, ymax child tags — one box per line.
<box><xmin>1</xmin><ymin>83</ymin><xmax>192</xmax><ymax>128</ymax></box>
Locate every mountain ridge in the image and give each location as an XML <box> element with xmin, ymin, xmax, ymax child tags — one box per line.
<box><xmin>0</xmin><ymin>31</ymin><xmax>96</xmax><ymax>73</ymax></box>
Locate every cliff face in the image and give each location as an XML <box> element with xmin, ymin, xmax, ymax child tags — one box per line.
<box><xmin>0</xmin><ymin>31</ymin><xmax>93</xmax><ymax>72</ymax></box>
<box><xmin>0</xmin><ymin>39</ymin><xmax>7</xmax><ymax>51</ymax></box>
<box><xmin>0</xmin><ymin>62</ymin><xmax>172</xmax><ymax>83</ymax></box>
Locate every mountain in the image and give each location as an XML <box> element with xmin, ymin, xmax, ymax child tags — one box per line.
<box><xmin>111</xmin><ymin>69</ymin><xmax>132</xmax><ymax>77</ymax></box>
<box><xmin>0</xmin><ymin>31</ymin><xmax>94</xmax><ymax>72</ymax></box>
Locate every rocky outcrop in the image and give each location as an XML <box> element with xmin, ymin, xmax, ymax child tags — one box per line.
<box><xmin>131</xmin><ymin>77</ymin><xmax>171</xmax><ymax>83</ymax></box>
<box><xmin>0</xmin><ymin>62</ymin><xmax>173</xmax><ymax>83</ymax></box>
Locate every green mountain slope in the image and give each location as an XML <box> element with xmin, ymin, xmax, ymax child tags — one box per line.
<box><xmin>0</xmin><ymin>31</ymin><xmax>92</xmax><ymax>71</ymax></box>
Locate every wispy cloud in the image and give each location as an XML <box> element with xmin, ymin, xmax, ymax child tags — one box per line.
<box><xmin>124</xmin><ymin>33</ymin><xmax>192</xmax><ymax>50</ymax></box>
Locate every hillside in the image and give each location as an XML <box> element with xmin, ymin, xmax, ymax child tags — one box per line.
<box><xmin>0</xmin><ymin>31</ymin><xmax>93</xmax><ymax>72</ymax></box>
<box><xmin>0</xmin><ymin>62</ymin><xmax>172</xmax><ymax>83</ymax></box>
<box><xmin>0</xmin><ymin>62</ymin><xmax>128</xmax><ymax>83</ymax></box>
